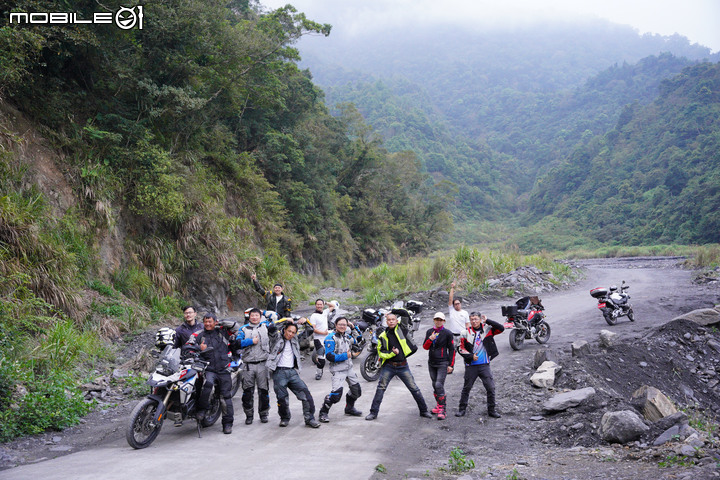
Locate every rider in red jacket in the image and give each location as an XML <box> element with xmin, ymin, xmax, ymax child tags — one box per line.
<box><xmin>455</xmin><ymin>312</ymin><xmax>504</xmax><ymax>419</ymax></box>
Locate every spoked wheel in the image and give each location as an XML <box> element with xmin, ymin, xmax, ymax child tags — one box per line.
<box><xmin>603</xmin><ymin>310</ymin><xmax>617</xmax><ymax>326</ymax></box>
<box><xmin>627</xmin><ymin>308</ymin><xmax>635</xmax><ymax>322</ymax></box>
<box><xmin>360</xmin><ymin>352</ymin><xmax>382</xmax><ymax>382</ymax></box>
<box><xmin>203</xmin><ymin>388</ymin><xmax>222</xmax><ymax>427</ymax></box>
<box><xmin>535</xmin><ymin>321</ymin><xmax>551</xmax><ymax>344</ymax></box>
<box><xmin>509</xmin><ymin>328</ymin><xmax>526</xmax><ymax>351</ymax></box>
<box><xmin>127</xmin><ymin>398</ymin><xmax>163</xmax><ymax>449</ymax></box>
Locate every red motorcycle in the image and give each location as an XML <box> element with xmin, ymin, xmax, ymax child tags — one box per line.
<box><xmin>501</xmin><ymin>301</ymin><xmax>551</xmax><ymax>351</ymax></box>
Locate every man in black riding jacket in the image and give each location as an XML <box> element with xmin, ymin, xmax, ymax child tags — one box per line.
<box><xmin>184</xmin><ymin>313</ymin><xmax>240</xmax><ymax>434</ymax></box>
<box><xmin>173</xmin><ymin>305</ymin><xmax>203</xmax><ymax>348</ymax></box>
<box><xmin>251</xmin><ymin>273</ymin><xmax>292</xmax><ymax>319</ymax></box>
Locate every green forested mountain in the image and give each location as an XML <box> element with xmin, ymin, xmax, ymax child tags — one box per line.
<box><xmin>295</xmin><ymin>18</ymin><xmax>719</xmax><ymax>244</ymax></box>
<box><xmin>525</xmin><ymin>62</ymin><xmax>720</xmax><ymax>248</ymax></box>
<box><xmin>307</xmin><ymin>52</ymin><xmax>706</xmax><ymax>219</ymax></box>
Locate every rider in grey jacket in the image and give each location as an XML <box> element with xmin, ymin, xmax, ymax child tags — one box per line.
<box><xmin>266</xmin><ymin>320</ymin><xmax>320</xmax><ymax>428</ymax></box>
<box><xmin>237</xmin><ymin>308</ymin><xmax>278</xmax><ymax>425</ymax></box>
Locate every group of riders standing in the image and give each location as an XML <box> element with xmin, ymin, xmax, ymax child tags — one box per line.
<box><xmin>172</xmin><ymin>275</ymin><xmax>505</xmax><ymax>435</ymax></box>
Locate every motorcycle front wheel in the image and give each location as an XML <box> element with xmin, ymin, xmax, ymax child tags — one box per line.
<box><xmin>603</xmin><ymin>309</ymin><xmax>617</xmax><ymax>326</ymax></box>
<box><xmin>360</xmin><ymin>352</ymin><xmax>382</xmax><ymax>382</ymax></box>
<box><xmin>127</xmin><ymin>398</ymin><xmax>163</xmax><ymax>449</ymax></box>
<box><xmin>627</xmin><ymin>308</ymin><xmax>635</xmax><ymax>322</ymax></box>
<box><xmin>535</xmin><ymin>321</ymin><xmax>551</xmax><ymax>344</ymax></box>
<box><xmin>509</xmin><ymin>329</ymin><xmax>526</xmax><ymax>350</ymax></box>
<box><xmin>203</xmin><ymin>388</ymin><xmax>222</xmax><ymax>427</ymax></box>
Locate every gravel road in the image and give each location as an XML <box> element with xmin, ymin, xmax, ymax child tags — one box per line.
<box><xmin>2</xmin><ymin>257</ymin><xmax>718</xmax><ymax>480</ymax></box>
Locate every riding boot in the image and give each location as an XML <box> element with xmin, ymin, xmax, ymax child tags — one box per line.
<box><xmin>431</xmin><ymin>393</ymin><xmax>440</xmax><ymax>414</ymax></box>
<box><xmin>436</xmin><ymin>395</ymin><xmax>446</xmax><ymax>420</ymax></box>
<box><xmin>344</xmin><ymin>395</ymin><xmax>362</xmax><ymax>417</ymax></box>
<box><xmin>344</xmin><ymin>384</ymin><xmax>362</xmax><ymax>416</ymax></box>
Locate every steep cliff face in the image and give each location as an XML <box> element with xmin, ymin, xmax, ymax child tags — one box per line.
<box><xmin>1</xmin><ymin>100</ymin><xmax>266</xmax><ymax>316</ymax></box>
<box><xmin>1</xmin><ymin>100</ymin><xmax>129</xmax><ymax>281</ymax></box>
<box><xmin>1</xmin><ymin>102</ymin><xmax>74</xmax><ymax>216</ymax></box>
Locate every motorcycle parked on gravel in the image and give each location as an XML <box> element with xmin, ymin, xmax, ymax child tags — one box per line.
<box><xmin>501</xmin><ymin>302</ymin><xmax>551</xmax><ymax>351</ymax></box>
<box><xmin>358</xmin><ymin>300</ymin><xmax>423</xmax><ymax>382</ymax></box>
<box><xmin>358</xmin><ymin>307</ymin><xmax>384</xmax><ymax>382</ymax></box>
<box><xmin>590</xmin><ymin>280</ymin><xmax>634</xmax><ymax>325</ymax></box>
<box><xmin>127</xmin><ymin>346</ymin><xmax>221</xmax><ymax>449</ymax></box>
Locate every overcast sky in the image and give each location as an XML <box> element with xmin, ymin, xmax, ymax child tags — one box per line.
<box><xmin>261</xmin><ymin>0</ymin><xmax>720</xmax><ymax>52</ymax></box>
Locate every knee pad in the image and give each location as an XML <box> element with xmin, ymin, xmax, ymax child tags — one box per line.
<box><xmin>326</xmin><ymin>387</ymin><xmax>343</xmax><ymax>404</ymax></box>
<box><xmin>348</xmin><ymin>383</ymin><xmax>361</xmax><ymax>400</ymax></box>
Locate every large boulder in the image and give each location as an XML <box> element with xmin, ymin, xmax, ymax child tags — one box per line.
<box><xmin>543</xmin><ymin>387</ymin><xmax>596</xmax><ymax>413</ymax></box>
<box><xmin>672</xmin><ymin>308</ymin><xmax>720</xmax><ymax>326</ymax></box>
<box><xmin>653</xmin><ymin>425</ymin><xmax>680</xmax><ymax>446</ymax></box>
<box><xmin>630</xmin><ymin>385</ymin><xmax>678</xmax><ymax>422</ymax></box>
<box><xmin>599</xmin><ymin>330</ymin><xmax>618</xmax><ymax>348</ymax></box>
<box><xmin>530</xmin><ymin>361</ymin><xmax>562</xmax><ymax>388</ymax></box>
<box><xmin>533</xmin><ymin>349</ymin><xmax>558</xmax><ymax>369</ymax></box>
<box><xmin>571</xmin><ymin>340</ymin><xmax>591</xmax><ymax>357</ymax></box>
<box><xmin>600</xmin><ymin>410</ymin><xmax>650</xmax><ymax>444</ymax></box>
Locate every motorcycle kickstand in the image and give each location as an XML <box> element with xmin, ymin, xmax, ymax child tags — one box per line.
<box><xmin>196</xmin><ymin>418</ymin><xmax>202</xmax><ymax>438</ymax></box>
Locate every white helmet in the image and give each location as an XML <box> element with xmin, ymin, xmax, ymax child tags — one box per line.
<box><xmin>155</xmin><ymin>327</ymin><xmax>176</xmax><ymax>349</ymax></box>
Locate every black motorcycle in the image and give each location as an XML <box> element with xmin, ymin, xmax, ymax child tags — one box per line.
<box><xmin>126</xmin><ymin>346</ymin><xmax>221</xmax><ymax>449</ymax></box>
<box><xmin>590</xmin><ymin>280</ymin><xmax>634</xmax><ymax>325</ymax></box>
<box><xmin>358</xmin><ymin>300</ymin><xmax>423</xmax><ymax>382</ymax></box>
<box><xmin>358</xmin><ymin>307</ymin><xmax>385</xmax><ymax>382</ymax></box>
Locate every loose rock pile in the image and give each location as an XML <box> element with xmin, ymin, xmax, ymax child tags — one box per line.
<box><xmin>486</xmin><ymin>266</ymin><xmax>570</xmax><ymax>294</ymax></box>
<box><xmin>693</xmin><ymin>267</ymin><xmax>720</xmax><ymax>285</ymax></box>
<box><xmin>520</xmin><ymin>314</ymin><xmax>720</xmax><ymax>478</ymax></box>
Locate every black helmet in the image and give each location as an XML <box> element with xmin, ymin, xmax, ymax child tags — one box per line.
<box><xmin>609</xmin><ymin>285</ymin><xmax>618</xmax><ymax>292</ymax></box>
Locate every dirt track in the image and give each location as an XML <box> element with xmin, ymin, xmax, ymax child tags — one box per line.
<box><xmin>1</xmin><ymin>257</ymin><xmax>719</xmax><ymax>480</ymax></box>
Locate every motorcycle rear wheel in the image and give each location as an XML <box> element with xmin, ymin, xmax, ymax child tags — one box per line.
<box><xmin>627</xmin><ymin>308</ymin><xmax>635</xmax><ymax>322</ymax></box>
<box><xmin>127</xmin><ymin>398</ymin><xmax>163</xmax><ymax>449</ymax></box>
<box><xmin>509</xmin><ymin>329</ymin><xmax>526</xmax><ymax>350</ymax></box>
<box><xmin>535</xmin><ymin>321</ymin><xmax>551</xmax><ymax>344</ymax></box>
<box><xmin>603</xmin><ymin>310</ymin><xmax>617</xmax><ymax>326</ymax></box>
<box><xmin>360</xmin><ymin>352</ymin><xmax>382</xmax><ymax>382</ymax></box>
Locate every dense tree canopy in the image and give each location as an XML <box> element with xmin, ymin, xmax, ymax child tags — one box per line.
<box><xmin>0</xmin><ymin>0</ymin><xmax>451</xmax><ymax>304</ymax></box>
<box><xmin>528</xmin><ymin>62</ymin><xmax>720</xmax><ymax>246</ymax></box>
